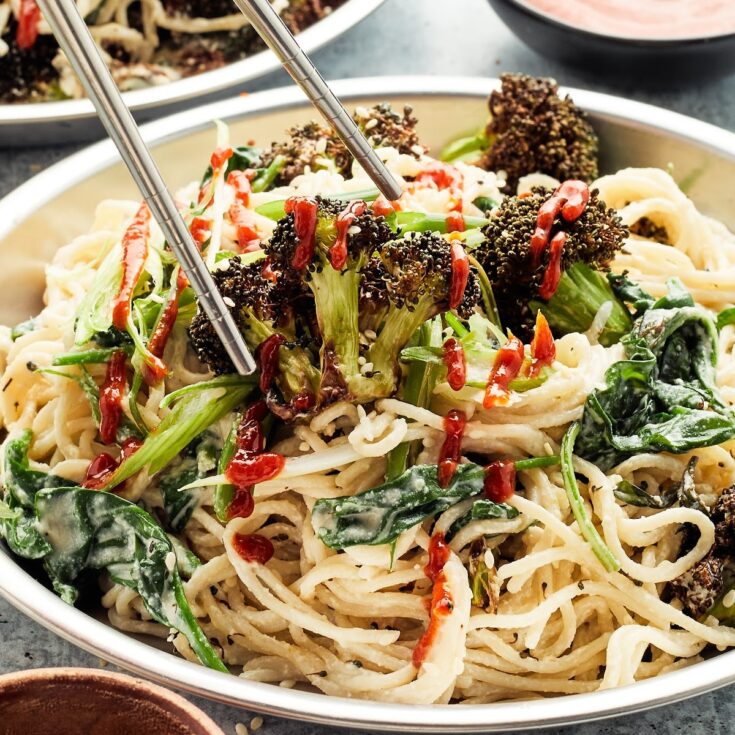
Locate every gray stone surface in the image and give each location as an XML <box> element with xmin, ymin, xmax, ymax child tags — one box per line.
<box><xmin>2</xmin><ymin>0</ymin><xmax>735</xmax><ymax>732</ymax></box>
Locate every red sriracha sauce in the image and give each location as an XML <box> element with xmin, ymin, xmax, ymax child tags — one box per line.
<box><xmin>442</xmin><ymin>337</ymin><xmax>466</xmax><ymax>391</ymax></box>
<box><xmin>372</xmin><ymin>195</ymin><xmax>400</xmax><ymax>218</ymax></box>
<box><xmin>448</xmin><ymin>239</ymin><xmax>470</xmax><ymax>310</ymax></box>
<box><xmin>529</xmin><ymin>312</ymin><xmax>555</xmax><ymax>378</ymax></box>
<box><xmin>99</xmin><ymin>350</ymin><xmax>127</xmax><ymax>445</ymax></box>
<box><xmin>16</xmin><ymin>0</ymin><xmax>40</xmax><ymax>49</ymax></box>
<box><xmin>143</xmin><ymin>269</ymin><xmax>188</xmax><ymax>385</ymax></box>
<box><xmin>413</xmin><ymin>533</ymin><xmax>454</xmax><ymax>669</ymax></box>
<box><xmin>224</xmin><ymin>401</ymin><xmax>285</xmax><ymax>520</ymax></box>
<box><xmin>446</xmin><ymin>212</ymin><xmax>465</xmax><ymax>233</ymax></box>
<box><xmin>437</xmin><ymin>409</ymin><xmax>466</xmax><ymax>487</ymax></box>
<box><xmin>233</xmin><ymin>533</ymin><xmax>274</xmax><ymax>564</ymax></box>
<box><xmin>484</xmin><ymin>334</ymin><xmax>525</xmax><ymax>409</ymax></box>
<box><xmin>229</xmin><ymin>204</ymin><xmax>260</xmax><ymax>252</ymax></box>
<box><xmin>538</xmin><ymin>231</ymin><xmax>565</xmax><ymax>300</ymax></box>
<box><xmin>285</xmin><ymin>197</ymin><xmax>318</xmax><ymax>270</ymax></box>
<box><xmin>530</xmin><ymin>180</ymin><xmax>590</xmax><ymax>266</ymax></box>
<box><xmin>330</xmin><ymin>201</ymin><xmax>366</xmax><ymax>270</ymax></box>
<box><xmin>198</xmin><ymin>147</ymin><xmax>234</xmax><ymax>206</ymax></box>
<box><xmin>112</xmin><ymin>203</ymin><xmax>151</xmax><ymax>331</ymax></box>
<box><xmin>484</xmin><ymin>459</ymin><xmax>517</xmax><ymax>503</ymax></box>
<box><xmin>227</xmin><ymin>170</ymin><xmax>253</xmax><ymax>207</ymax></box>
<box><xmin>416</xmin><ymin>162</ymin><xmax>464</xmax><ymax>212</ymax></box>
<box><xmin>190</xmin><ymin>216</ymin><xmax>212</xmax><ymax>247</ymax></box>
<box><xmin>257</xmin><ymin>333</ymin><xmax>286</xmax><ymax>393</ymax></box>
<box><xmin>82</xmin><ymin>437</ymin><xmax>142</xmax><ymax>490</ymax></box>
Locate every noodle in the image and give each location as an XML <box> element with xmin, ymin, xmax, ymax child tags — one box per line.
<box><xmin>3</xmin><ymin>133</ymin><xmax>735</xmax><ymax>705</ymax></box>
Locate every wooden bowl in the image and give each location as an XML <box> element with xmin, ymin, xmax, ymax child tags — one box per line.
<box><xmin>0</xmin><ymin>668</ymin><xmax>225</xmax><ymax>735</ymax></box>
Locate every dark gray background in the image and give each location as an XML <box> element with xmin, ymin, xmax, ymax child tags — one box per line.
<box><xmin>3</xmin><ymin>0</ymin><xmax>735</xmax><ymax>732</ymax></box>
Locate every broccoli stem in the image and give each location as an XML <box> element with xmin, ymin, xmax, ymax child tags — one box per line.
<box><xmin>395</xmin><ymin>212</ymin><xmax>487</xmax><ymax>234</ymax></box>
<box><xmin>367</xmin><ymin>295</ymin><xmax>437</xmax><ymax>399</ymax></box>
<box><xmin>309</xmin><ymin>266</ymin><xmax>364</xmax><ymax>397</ymax></box>
<box><xmin>256</xmin><ymin>188</ymin><xmax>380</xmax><ymax>220</ymax></box>
<box><xmin>252</xmin><ymin>155</ymin><xmax>285</xmax><ymax>193</ymax></box>
<box><xmin>530</xmin><ymin>262</ymin><xmax>632</xmax><ymax>346</ymax></box>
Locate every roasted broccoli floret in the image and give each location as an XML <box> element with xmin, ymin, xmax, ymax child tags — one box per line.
<box><xmin>366</xmin><ymin>232</ymin><xmax>481</xmax><ymax>394</ymax></box>
<box><xmin>353</xmin><ymin>103</ymin><xmax>426</xmax><ymax>157</ymax></box>
<box><xmin>266</xmin><ymin>196</ymin><xmax>393</xmax><ymax>403</ymax></box>
<box><xmin>481</xmin><ymin>74</ymin><xmax>599</xmax><ymax>193</ymax></box>
<box><xmin>475</xmin><ymin>185</ymin><xmax>627</xmax><ymax>339</ymax></box>
<box><xmin>188</xmin><ymin>257</ymin><xmax>319</xmax><ymax>415</ymax></box>
<box><xmin>669</xmin><ymin>551</ymin><xmax>725</xmax><ymax>619</ymax></box>
<box><xmin>261</xmin><ymin>103</ymin><xmax>425</xmax><ymax>185</ymax></box>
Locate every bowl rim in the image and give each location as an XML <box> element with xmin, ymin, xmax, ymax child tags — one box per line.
<box><xmin>2</xmin><ymin>76</ymin><xmax>735</xmax><ymax>732</ymax></box>
<box><xmin>493</xmin><ymin>0</ymin><xmax>735</xmax><ymax>47</ymax></box>
<box><xmin>0</xmin><ymin>667</ymin><xmax>225</xmax><ymax>734</ymax></box>
<box><xmin>0</xmin><ymin>0</ymin><xmax>385</xmax><ymax>127</ymax></box>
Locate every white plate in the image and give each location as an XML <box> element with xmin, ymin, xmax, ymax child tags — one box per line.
<box><xmin>2</xmin><ymin>77</ymin><xmax>735</xmax><ymax>731</ymax></box>
<box><xmin>0</xmin><ymin>0</ymin><xmax>385</xmax><ymax>146</ymax></box>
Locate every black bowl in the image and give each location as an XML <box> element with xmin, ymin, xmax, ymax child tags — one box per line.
<box><xmin>487</xmin><ymin>0</ymin><xmax>735</xmax><ymax>83</ymax></box>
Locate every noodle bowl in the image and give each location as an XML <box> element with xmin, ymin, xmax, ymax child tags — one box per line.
<box><xmin>3</xmin><ymin>82</ymin><xmax>735</xmax><ymax>711</ymax></box>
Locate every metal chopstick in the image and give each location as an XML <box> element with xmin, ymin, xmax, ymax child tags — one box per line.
<box><xmin>37</xmin><ymin>0</ymin><xmax>257</xmax><ymax>376</ymax></box>
<box><xmin>231</xmin><ymin>0</ymin><xmax>403</xmax><ymax>202</ymax></box>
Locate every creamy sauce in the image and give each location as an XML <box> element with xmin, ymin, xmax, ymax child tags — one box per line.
<box><xmin>523</xmin><ymin>0</ymin><xmax>735</xmax><ymax>39</ymax></box>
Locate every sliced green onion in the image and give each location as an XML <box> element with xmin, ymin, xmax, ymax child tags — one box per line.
<box><xmin>213</xmin><ymin>411</ymin><xmax>241</xmax><ymax>523</ymax></box>
<box><xmin>160</xmin><ymin>376</ymin><xmax>255</xmax><ymax>410</ymax></box>
<box><xmin>440</xmin><ymin>132</ymin><xmax>489</xmax><ymax>163</ymax></box>
<box><xmin>514</xmin><ymin>455</ymin><xmax>560</xmax><ymax>471</ymax></box>
<box><xmin>561</xmin><ymin>423</ymin><xmax>619</xmax><ymax>572</ymax></box>
<box><xmin>252</xmin><ymin>155</ymin><xmax>285</xmax><ymax>193</ymax></box>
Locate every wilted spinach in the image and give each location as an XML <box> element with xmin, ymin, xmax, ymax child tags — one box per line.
<box><xmin>313</xmin><ymin>463</ymin><xmax>489</xmax><ymax>549</ymax></box>
<box><xmin>0</xmin><ymin>432</ymin><xmax>225</xmax><ymax>671</ymax></box>
<box><xmin>577</xmin><ymin>278</ymin><xmax>735</xmax><ymax>470</ymax></box>
<box><xmin>447</xmin><ymin>498</ymin><xmax>519</xmax><ymax>539</ymax></box>
<box><xmin>158</xmin><ymin>431</ymin><xmax>219</xmax><ymax>533</ymax></box>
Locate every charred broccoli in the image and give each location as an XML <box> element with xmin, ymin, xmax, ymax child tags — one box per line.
<box><xmin>483</xmin><ymin>74</ymin><xmax>599</xmax><ymax>193</ymax></box>
<box><xmin>366</xmin><ymin>232</ymin><xmax>481</xmax><ymax>394</ymax></box>
<box><xmin>261</xmin><ymin>103</ymin><xmax>425</xmax><ymax>185</ymax></box>
<box><xmin>266</xmin><ymin>196</ymin><xmax>393</xmax><ymax>403</ymax></box>
<box><xmin>475</xmin><ymin>183</ymin><xmax>627</xmax><ymax>339</ymax></box>
<box><xmin>188</xmin><ymin>257</ymin><xmax>319</xmax><ymax>416</ymax></box>
<box><xmin>442</xmin><ymin>74</ymin><xmax>599</xmax><ymax>195</ymax></box>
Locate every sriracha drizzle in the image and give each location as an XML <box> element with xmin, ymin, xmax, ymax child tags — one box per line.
<box><xmin>16</xmin><ymin>0</ymin><xmax>40</xmax><ymax>49</ymax></box>
<box><xmin>233</xmin><ymin>533</ymin><xmax>274</xmax><ymax>564</ymax></box>
<box><xmin>112</xmin><ymin>203</ymin><xmax>150</xmax><ymax>331</ymax></box>
<box><xmin>529</xmin><ymin>312</ymin><xmax>556</xmax><ymax>377</ymax></box>
<box><xmin>99</xmin><ymin>350</ymin><xmax>127</xmax><ymax>445</ymax></box>
<box><xmin>448</xmin><ymin>239</ymin><xmax>470</xmax><ymax>310</ymax></box>
<box><xmin>285</xmin><ymin>197</ymin><xmax>318</xmax><ymax>269</ymax></box>
<box><xmin>442</xmin><ymin>337</ymin><xmax>467</xmax><ymax>391</ymax></box>
<box><xmin>483</xmin><ymin>334</ymin><xmax>525</xmax><ymax>409</ymax></box>
<box><xmin>437</xmin><ymin>409</ymin><xmax>466</xmax><ymax>487</ymax></box>
<box><xmin>484</xmin><ymin>460</ymin><xmax>517</xmax><ymax>503</ymax></box>
<box><xmin>330</xmin><ymin>201</ymin><xmax>366</xmax><ymax>270</ymax></box>
<box><xmin>413</xmin><ymin>533</ymin><xmax>454</xmax><ymax>669</ymax></box>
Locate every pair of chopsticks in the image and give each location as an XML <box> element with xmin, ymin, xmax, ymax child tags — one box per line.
<box><xmin>37</xmin><ymin>0</ymin><xmax>402</xmax><ymax>377</ymax></box>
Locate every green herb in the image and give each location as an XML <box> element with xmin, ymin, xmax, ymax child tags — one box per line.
<box><xmin>440</xmin><ymin>131</ymin><xmax>489</xmax><ymax>164</ymax></box>
<box><xmin>160</xmin><ymin>375</ymin><xmax>254</xmax><ymax>410</ymax></box>
<box><xmin>577</xmin><ymin>278</ymin><xmax>735</xmax><ymax>470</ymax></box>
<box><xmin>213</xmin><ymin>412</ymin><xmax>241</xmax><ymax>523</ymax></box>
<box><xmin>531</xmin><ymin>263</ymin><xmax>633</xmax><ymax>347</ymax></box>
<box><xmin>471</xmin><ymin>196</ymin><xmax>499</xmax><ymax>214</ymax></box>
<box><xmin>386</xmin><ymin>318</ymin><xmax>443</xmax><ymax>481</ymax></box>
<box><xmin>101</xmin><ymin>383</ymin><xmax>255</xmax><ymax>490</ymax></box>
<box><xmin>613</xmin><ymin>479</ymin><xmax>676</xmax><ymax>509</ymax></box>
<box><xmin>447</xmin><ymin>498</ymin><xmax>518</xmax><ymax>538</ymax></box>
<box><xmin>252</xmin><ymin>155</ymin><xmax>285</xmax><ymax>193</ymax></box>
<box><xmin>52</xmin><ymin>346</ymin><xmax>131</xmax><ymax>366</ymax></box>
<box><xmin>10</xmin><ymin>317</ymin><xmax>37</xmax><ymax>341</ymax></box>
<box><xmin>312</xmin><ymin>463</ymin><xmax>487</xmax><ymax>549</ymax></box>
<box><xmin>157</xmin><ymin>432</ymin><xmax>219</xmax><ymax>533</ymax></box>
<box><xmin>717</xmin><ymin>307</ymin><xmax>735</xmax><ymax>331</ymax></box>
<box><xmin>561</xmin><ymin>423</ymin><xmax>619</xmax><ymax>572</ymax></box>
<box><xmin>36</xmin><ymin>486</ymin><xmax>226</xmax><ymax>671</ymax></box>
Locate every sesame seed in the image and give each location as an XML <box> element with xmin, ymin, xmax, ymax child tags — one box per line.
<box><xmin>347</xmin><ymin>225</ymin><xmax>361</xmax><ymax>235</ymax></box>
<box><xmin>355</xmin><ymin>106</ymin><xmax>370</xmax><ymax>119</ymax></box>
<box><xmin>223</xmin><ymin>296</ymin><xmax>236</xmax><ymax>308</ymax></box>
<box><xmin>411</xmin><ymin>144</ymin><xmax>424</xmax><ymax>156</ymax></box>
<box><xmin>165</xmin><ymin>551</ymin><xmax>176</xmax><ymax>571</ymax></box>
<box><xmin>315</xmin><ymin>137</ymin><xmax>328</xmax><ymax>154</ymax></box>
<box><xmin>364</xmin><ymin>329</ymin><xmax>377</xmax><ymax>340</ymax></box>
<box><xmin>250</xmin><ymin>717</ymin><xmax>264</xmax><ymax>731</ymax></box>
<box><xmin>360</xmin><ymin>362</ymin><xmax>373</xmax><ymax>375</ymax></box>
<box><xmin>235</xmin><ymin>724</ymin><xmax>249</xmax><ymax>735</ymax></box>
<box><xmin>724</xmin><ymin>590</ymin><xmax>735</xmax><ymax>608</ymax></box>
<box><xmin>358</xmin><ymin>356</ymin><xmax>366</xmax><ymax>365</ymax></box>
<box><xmin>364</xmin><ymin>118</ymin><xmax>378</xmax><ymax>130</ymax></box>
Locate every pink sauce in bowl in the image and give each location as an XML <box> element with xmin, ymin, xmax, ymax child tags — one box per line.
<box><xmin>522</xmin><ymin>0</ymin><xmax>735</xmax><ymax>40</ymax></box>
